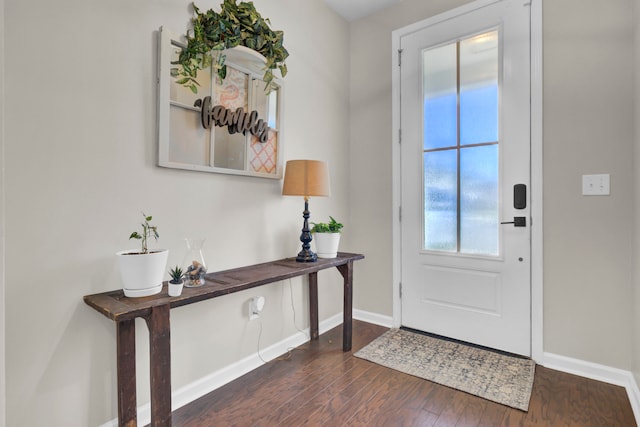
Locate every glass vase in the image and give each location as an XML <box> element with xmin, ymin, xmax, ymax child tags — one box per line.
<box><xmin>183</xmin><ymin>238</ymin><xmax>207</xmax><ymax>287</ymax></box>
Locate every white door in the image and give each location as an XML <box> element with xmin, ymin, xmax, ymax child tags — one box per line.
<box><xmin>400</xmin><ymin>0</ymin><xmax>531</xmax><ymax>356</ymax></box>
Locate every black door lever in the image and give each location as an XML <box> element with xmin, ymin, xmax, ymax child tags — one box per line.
<box><xmin>501</xmin><ymin>217</ymin><xmax>526</xmax><ymax>227</ymax></box>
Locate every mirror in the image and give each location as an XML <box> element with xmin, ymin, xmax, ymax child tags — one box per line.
<box><xmin>157</xmin><ymin>27</ymin><xmax>283</xmax><ymax>179</ymax></box>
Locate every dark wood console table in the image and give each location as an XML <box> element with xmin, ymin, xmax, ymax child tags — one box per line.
<box><xmin>84</xmin><ymin>252</ymin><xmax>364</xmax><ymax>427</ymax></box>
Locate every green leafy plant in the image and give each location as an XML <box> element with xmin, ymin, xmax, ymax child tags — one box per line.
<box><xmin>174</xmin><ymin>0</ymin><xmax>289</xmax><ymax>94</ymax></box>
<box><xmin>129</xmin><ymin>212</ymin><xmax>159</xmax><ymax>254</ymax></box>
<box><xmin>311</xmin><ymin>216</ymin><xmax>344</xmax><ymax>233</ymax></box>
<box><xmin>168</xmin><ymin>266</ymin><xmax>184</xmax><ymax>284</ymax></box>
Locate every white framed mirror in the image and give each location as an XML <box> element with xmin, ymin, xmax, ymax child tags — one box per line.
<box><xmin>157</xmin><ymin>27</ymin><xmax>284</xmax><ymax>179</ymax></box>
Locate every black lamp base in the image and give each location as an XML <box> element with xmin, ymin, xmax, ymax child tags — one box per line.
<box><xmin>296</xmin><ymin>250</ymin><xmax>318</xmax><ymax>263</ymax></box>
<box><xmin>295</xmin><ymin>198</ymin><xmax>317</xmax><ymax>263</ymax></box>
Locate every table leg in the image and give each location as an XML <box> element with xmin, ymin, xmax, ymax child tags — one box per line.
<box><xmin>116</xmin><ymin>319</ymin><xmax>137</xmax><ymax>427</ymax></box>
<box><xmin>145</xmin><ymin>304</ymin><xmax>172</xmax><ymax>427</ymax></box>
<box><xmin>337</xmin><ymin>261</ymin><xmax>353</xmax><ymax>352</ymax></box>
<box><xmin>309</xmin><ymin>272</ymin><xmax>319</xmax><ymax>340</ymax></box>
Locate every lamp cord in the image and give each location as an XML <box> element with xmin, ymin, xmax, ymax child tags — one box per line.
<box><xmin>256</xmin><ymin>279</ymin><xmax>309</xmax><ymax>364</ymax></box>
<box><xmin>290</xmin><ymin>279</ymin><xmax>310</xmax><ymax>340</ymax></box>
<box><xmin>257</xmin><ymin>320</ymin><xmax>268</xmax><ymax>364</ymax></box>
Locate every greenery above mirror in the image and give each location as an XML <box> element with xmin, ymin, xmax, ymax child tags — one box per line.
<box><xmin>174</xmin><ymin>0</ymin><xmax>289</xmax><ymax>94</ymax></box>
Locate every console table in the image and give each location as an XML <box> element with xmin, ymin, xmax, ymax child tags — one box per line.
<box><xmin>84</xmin><ymin>252</ymin><xmax>364</xmax><ymax>427</ymax></box>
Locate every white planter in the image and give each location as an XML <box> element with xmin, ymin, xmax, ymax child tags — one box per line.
<box><xmin>168</xmin><ymin>281</ymin><xmax>184</xmax><ymax>297</ymax></box>
<box><xmin>313</xmin><ymin>233</ymin><xmax>341</xmax><ymax>258</ymax></box>
<box><xmin>116</xmin><ymin>249</ymin><xmax>169</xmax><ymax>297</ymax></box>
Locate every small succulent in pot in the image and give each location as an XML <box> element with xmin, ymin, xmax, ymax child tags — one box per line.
<box><xmin>169</xmin><ymin>266</ymin><xmax>184</xmax><ymax>285</ymax></box>
<box><xmin>167</xmin><ymin>265</ymin><xmax>185</xmax><ymax>297</ymax></box>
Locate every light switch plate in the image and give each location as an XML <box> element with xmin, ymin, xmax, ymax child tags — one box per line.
<box><xmin>582</xmin><ymin>174</ymin><xmax>610</xmax><ymax>196</ymax></box>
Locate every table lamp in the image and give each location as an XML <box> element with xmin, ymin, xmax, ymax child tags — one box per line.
<box><xmin>282</xmin><ymin>160</ymin><xmax>330</xmax><ymax>262</ymax></box>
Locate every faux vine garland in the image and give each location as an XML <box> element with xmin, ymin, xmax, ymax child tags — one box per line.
<box><xmin>174</xmin><ymin>0</ymin><xmax>289</xmax><ymax>93</ymax></box>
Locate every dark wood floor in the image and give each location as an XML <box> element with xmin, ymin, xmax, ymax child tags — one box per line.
<box><xmin>169</xmin><ymin>320</ymin><xmax>637</xmax><ymax>426</ymax></box>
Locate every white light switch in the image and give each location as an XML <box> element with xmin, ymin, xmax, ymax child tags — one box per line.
<box><xmin>582</xmin><ymin>174</ymin><xmax>610</xmax><ymax>196</ymax></box>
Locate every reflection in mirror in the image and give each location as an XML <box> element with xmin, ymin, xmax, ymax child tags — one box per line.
<box><xmin>157</xmin><ymin>27</ymin><xmax>283</xmax><ymax>179</ymax></box>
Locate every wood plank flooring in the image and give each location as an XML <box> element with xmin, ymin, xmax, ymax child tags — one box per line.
<box><xmin>168</xmin><ymin>320</ymin><xmax>637</xmax><ymax>426</ymax></box>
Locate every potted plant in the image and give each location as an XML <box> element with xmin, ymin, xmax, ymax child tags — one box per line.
<box><xmin>168</xmin><ymin>266</ymin><xmax>184</xmax><ymax>297</ymax></box>
<box><xmin>311</xmin><ymin>216</ymin><xmax>344</xmax><ymax>259</ymax></box>
<box><xmin>174</xmin><ymin>0</ymin><xmax>289</xmax><ymax>94</ymax></box>
<box><xmin>116</xmin><ymin>213</ymin><xmax>169</xmax><ymax>297</ymax></box>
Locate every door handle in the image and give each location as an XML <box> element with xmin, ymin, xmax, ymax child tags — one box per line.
<box><xmin>501</xmin><ymin>217</ymin><xmax>526</xmax><ymax>227</ymax></box>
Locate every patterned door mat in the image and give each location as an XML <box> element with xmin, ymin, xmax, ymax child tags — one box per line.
<box><xmin>354</xmin><ymin>328</ymin><xmax>535</xmax><ymax>411</ymax></box>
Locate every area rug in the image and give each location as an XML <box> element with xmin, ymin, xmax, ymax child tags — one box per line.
<box><xmin>354</xmin><ymin>328</ymin><xmax>535</xmax><ymax>411</ymax></box>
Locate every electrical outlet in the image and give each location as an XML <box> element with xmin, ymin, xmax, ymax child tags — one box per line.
<box><xmin>249</xmin><ymin>296</ymin><xmax>265</xmax><ymax>320</ymax></box>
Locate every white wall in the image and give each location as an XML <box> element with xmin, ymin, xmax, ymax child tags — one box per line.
<box><xmin>350</xmin><ymin>0</ymin><xmax>637</xmax><ymax>372</ymax></box>
<box><xmin>3</xmin><ymin>0</ymin><xmax>349</xmax><ymax>425</ymax></box>
<box><xmin>0</xmin><ymin>0</ymin><xmax>5</xmax><ymax>424</ymax></box>
<box><xmin>543</xmin><ymin>0</ymin><xmax>634</xmax><ymax>370</ymax></box>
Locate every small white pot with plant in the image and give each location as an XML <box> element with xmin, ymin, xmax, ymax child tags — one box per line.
<box><xmin>116</xmin><ymin>213</ymin><xmax>169</xmax><ymax>297</ymax></box>
<box><xmin>311</xmin><ymin>216</ymin><xmax>343</xmax><ymax>259</ymax></box>
<box><xmin>168</xmin><ymin>266</ymin><xmax>184</xmax><ymax>297</ymax></box>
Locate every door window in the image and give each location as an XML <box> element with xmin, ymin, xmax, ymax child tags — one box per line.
<box><xmin>423</xmin><ymin>30</ymin><xmax>499</xmax><ymax>255</ymax></box>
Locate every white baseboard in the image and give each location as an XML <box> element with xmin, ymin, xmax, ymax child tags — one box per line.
<box><xmin>100</xmin><ymin>313</ymin><xmax>343</xmax><ymax>427</ymax></box>
<box><xmin>543</xmin><ymin>352</ymin><xmax>640</xmax><ymax>425</ymax></box>
<box><xmin>353</xmin><ymin>309</ymin><xmax>393</xmax><ymax>328</ymax></box>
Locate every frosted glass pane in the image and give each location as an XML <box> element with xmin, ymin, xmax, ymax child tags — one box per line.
<box><xmin>267</xmin><ymin>89</ymin><xmax>278</xmax><ymax>129</ymax></box>
<box><xmin>169</xmin><ymin>105</ymin><xmax>210</xmax><ymax>165</ymax></box>
<box><xmin>460</xmin><ymin>31</ymin><xmax>498</xmax><ymax>146</ymax></box>
<box><xmin>424</xmin><ymin>150</ymin><xmax>457</xmax><ymax>251</ymax></box>
<box><xmin>170</xmin><ymin>43</ymin><xmax>212</xmax><ymax>107</ymax></box>
<box><xmin>460</xmin><ymin>145</ymin><xmax>498</xmax><ymax>255</ymax></box>
<box><xmin>212</xmin><ymin>66</ymin><xmax>249</xmax><ymax>170</ymax></box>
<box><xmin>252</xmin><ymin>80</ymin><xmax>279</xmax><ymax>129</ymax></box>
<box><xmin>423</xmin><ymin>43</ymin><xmax>457</xmax><ymax>150</ymax></box>
<box><xmin>213</xmin><ymin>128</ymin><xmax>246</xmax><ymax>170</ymax></box>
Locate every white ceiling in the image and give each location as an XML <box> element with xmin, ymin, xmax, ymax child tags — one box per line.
<box><xmin>323</xmin><ymin>0</ymin><xmax>403</xmax><ymax>21</ymax></box>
